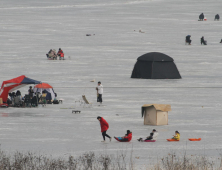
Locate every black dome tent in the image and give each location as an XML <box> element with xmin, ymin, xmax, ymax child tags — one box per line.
<box><xmin>131</xmin><ymin>52</ymin><xmax>181</xmax><ymax>79</ymax></box>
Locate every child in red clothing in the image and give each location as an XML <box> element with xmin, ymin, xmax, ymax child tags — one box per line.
<box><xmin>57</xmin><ymin>48</ymin><xmax>64</xmax><ymax>60</ymax></box>
<box><xmin>114</xmin><ymin>130</ymin><xmax>132</xmax><ymax>142</ymax></box>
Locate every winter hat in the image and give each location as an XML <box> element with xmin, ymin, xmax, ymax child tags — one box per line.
<box><xmin>153</xmin><ymin>129</ymin><xmax>156</xmax><ymax>132</ymax></box>
<box><xmin>127</xmin><ymin>130</ymin><xmax>131</xmax><ymax>134</ymax></box>
<box><xmin>175</xmin><ymin>131</ymin><xmax>180</xmax><ymax>134</ymax></box>
<box><xmin>97</xmin><ymin>116</ymin><xmax>101</xmax><ymax>119</ymax></box>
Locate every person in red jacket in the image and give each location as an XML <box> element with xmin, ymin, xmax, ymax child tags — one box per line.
<box><xmin>57</xmin><ymin>48</ymin><xmax>64</xmax><ymax>60</ymax></box>
<box><xmin>114</xmin><ymin>130</ymin><xmax>132</xmax><ymax>142</ymax></box>
<box><xmin>97</xmin><ymin>116</ymin><xmax>111</xmax><ymax>142</ymax></box>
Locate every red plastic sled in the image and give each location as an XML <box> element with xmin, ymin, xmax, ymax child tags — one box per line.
<box><xmin>144</xmin><ymin>140</ymin><xmax>156</xmax><ymax>142</ymax></box>
<box><xmin>114</xmin><ymin>137</ymin><xmax>130</xmax><ymax>142</ymax></box>
<box><xmin>189</xmin><ymin>138</ymin><xmax>201</xmax><ymax>141</ymax></box>
<box><xmin>167</xmin><ymin>139</ymin><xmax>179</xmax><ymax>142</ymax></box>
<box><xmin>0</xmin><ymin>104</ymin><xmax>8</xmax><ymax>108</ymax></box>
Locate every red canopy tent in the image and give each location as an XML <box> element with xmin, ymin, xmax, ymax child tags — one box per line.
<box><xmin>0</xmin><ymin>75</ymin><xmax>41</xmax><ymax>103</ymax></box>
<box><xmin>34</xmin><ymin>83</ymin><xmax>52</xmax><ymax>89</ymax></box>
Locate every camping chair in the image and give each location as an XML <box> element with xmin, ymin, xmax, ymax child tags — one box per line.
<box><xmin>39</xmin><ymin>93</ymin><xmax>47</xmax><ymax>106</ymax></box>
<box><xmin>82</xmin><ymin>95</ymin><xmax>92</xmax><ymax>108</ymax></box>
<box><xmin>14</xmin><ymin>96</ymin><xmax>22</xmax><ymax>107</ymax></box>
<box><xmin>24</xmin><ymin>95</ymin><xmax>31</xmax><ymax>107</ymax></box>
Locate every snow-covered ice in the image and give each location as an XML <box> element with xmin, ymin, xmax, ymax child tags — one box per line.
<box><xmin>0</xmin><ymin>0</ymin><xmax>222</xmax><ymax>167</ymax></box>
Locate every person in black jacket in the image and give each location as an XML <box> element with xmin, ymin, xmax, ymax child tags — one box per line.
<box><xmin>215</xmin><ymin>14</ymin><xmax>220</xmax><ymax>21</ymax></box>
<box><xmin>185</xmin><ymin>35</ymin><xmax>192</xmax><ymax>45</ymax></box>
<box><xmin>201</xmin><ymin>36</ymin><xmax>207</xmax><ymax>45</ymax></box>
<box><xmin>199</xmin><ymin>13</ymin><xmax>204</xmax><ymax>21</ymax></box>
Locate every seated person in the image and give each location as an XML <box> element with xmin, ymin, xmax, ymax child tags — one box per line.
<box><xmin>57</xmin><ymin>48</ymin><xmax>64</xmax><ymax>60</ymax></box>
<box><xmin>201</xmin><ymin>36</ymin><xmax>207</xmax><ymax>45</ymax></box>
<box><xmin>114</xmin><ymin>130</ymin><xmax>132</xmax><ymax>142</ymax></box>
<box><xmin>172</xmin><ymin>131</ymin><xmax>180</xmax><ymax>140</ymax></box>
<box><xmin>199</xmin><ymin>13</ymin><xmax>204</xmax><ymax>21</ymax></box>
<box><xmin>138</xmin><ymin>133</ymin><xmax>153</xmax><ymax>142</ymax></box>
<box><xmin>152</xmin><ymin>129</ymin><xmax>158</xmax><ymax>140</ymax></box>
<box><xmin>138</xmin><ymin>129</ymin><xmax>158</xmax><ymax>142</ymax></box>
<box><xmin>48</xmin><ymin>49</ymin><xmax>57</xmax><ymax>59</ymax></box>
<box><xmin>15</xmin><ymin>90</ymin><xmax>23</xmax><ymax>106</ymax></box>
<box><xmin>185</xmin><ymin>35</ymin><xmax>192</xmax><ymax>45</ymax></box>
<box><xmin>215</xmin><ymin>14</ymin><xmax>220</xmax><ymax>21</ymax></box>
<box><xmin>16</xmin><ymin>90</ymin><xmax>23</xmax><ymax>99</ymax></box>
<box><xmin>16</xmin><ymin>90</ymin><xmax>21</xmax><ymax>96</ymax></box>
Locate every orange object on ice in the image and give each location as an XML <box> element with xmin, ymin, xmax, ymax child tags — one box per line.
<box><xmin>167</xmin><ymin>139</ymin><xmax>179</xmax><ymax>142</ymax></box>
<box><xmin>188</xmin><ymin>138</ymin><xmax>201</xmax><ymax>141</ymax></box>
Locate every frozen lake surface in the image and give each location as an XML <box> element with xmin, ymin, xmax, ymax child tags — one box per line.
<box><xmin>0</xmin><ymin>0</ymin><xmax>222</xmax><ymax>167</ymax></box>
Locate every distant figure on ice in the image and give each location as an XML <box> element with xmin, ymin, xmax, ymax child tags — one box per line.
<box><xmin>201</xmin><ymin>36</ymin><xmax>207</xmax><ymax>45</ymax></box>
<box><xmin>185</xmin><ymin>35</ymin><xmax>192</xmax><ymax>45</ymax></box>
<box><xmin>57</xmin><ymin>48</ymin><xmax>64</xmax><ymax>60</ymax></box>
<box><xmin>199</xmin><ymin>13</ymin><xmax>204</xmax><ymax>21</ymax></box>
<box><xmin>47</xmin><ymin>49</ymin><xmax>57</xmax><ymax>60</ymax></box>
<box><xmin>215</xmin><ymin>14</ymin><xmax>220</xmax><ymax>21</ymax></box>
<box><xmin>172</xmin><ymin>131</ymin><xmax>180</xmax><ymax>140</ymax></box>
<box><xmin>97</xmin><ymin>116</ymin><xmax>111</xmax><ymax>142</ymax></box>
<box><xmin>137</xmin><ymin>129</ymin><xmax>158</xmax><ymax>142</ymax></box>
<box><xmin>96</xmin><ymin>81</ymin><xmax>103</xmax><ymax>105</ymax></box>
<box><xmin>220</xmin><ymin>39</ymin><xmax>222</xmax><ymax>43</ymax></box>
<box><xmin>114</xmin><ymin>130</ymin><xmax>132</xmax><ymax>142</ymax></box>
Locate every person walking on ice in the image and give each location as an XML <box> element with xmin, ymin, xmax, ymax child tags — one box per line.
<box><xmin>97</xmin><ymin>116</ymin><xmax>111</xmax><ymax>142</ymax></box>
<box><xmin>96</xmin><ymin>81</ymin><xmax>103</xmax><ymax>105</ymax></box>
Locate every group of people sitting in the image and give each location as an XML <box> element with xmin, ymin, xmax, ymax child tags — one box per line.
<box><xmin>114</xmin><ymin>129</ymin><xmax>180</xmax><ymax>142</ymax></box>
<box><xmin>28</xmin><ymin>86</ymin><xmax>59</xmax><ymax>105</ymax></box>
<box><xmin>8</xmin><ymin>90</ymin><xmax>23</xmax><ymax>106</ymax></box>
<box><xmin>137</xmin><ymin>130</ymin><xmax>180</xmax><ymax>142</ymax></box>
<box><xmin>46</xmin><ymin>48</ymin><xmax>64</xmax><ymax>60</ymax></box>
<box><xmin>199</xmin><ymin>13</ymin><xmax>220</xmax><ymax>21</ymax></box>
<box><xmin>7</xmin><ymin>87</ymin><xmax>39</xmax><ymax>107</ymax></box>
<box><xmin>7</xmin><ymin>86</ymin><xmax>59</xmax><ymax>107</ymax></box>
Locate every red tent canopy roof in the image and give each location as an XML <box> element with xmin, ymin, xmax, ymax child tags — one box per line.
<box><xmin>0</xmin><ymin>75</ymin><xmax>41</xmax><ymax>103</ymax></box>
<box><xmin>34</xmin><ymin>83</ymin><xmax>52</xmax><ymax>89</ymax></box>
